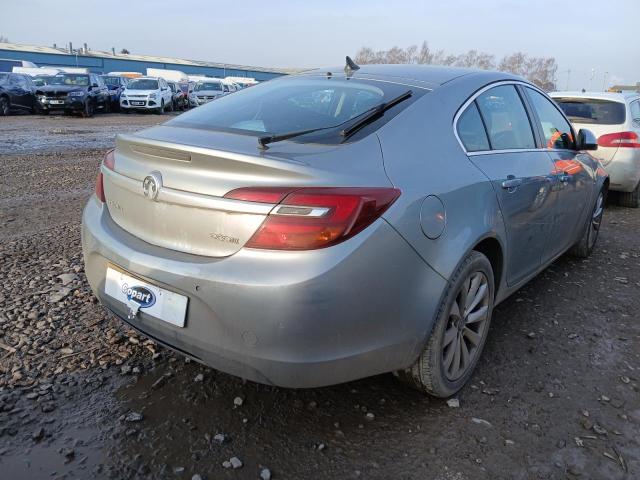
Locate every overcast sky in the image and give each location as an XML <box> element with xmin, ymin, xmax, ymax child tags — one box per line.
<box><xmin>2</xmin><ymin>0</ymin><xmax>638</xmax><ymax>90</ymax></box>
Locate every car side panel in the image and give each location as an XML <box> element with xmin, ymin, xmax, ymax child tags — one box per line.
<box><xmin>378</xmin><ymin>76</ymin><xmax>509</xmax><ymax>290</ymax></box>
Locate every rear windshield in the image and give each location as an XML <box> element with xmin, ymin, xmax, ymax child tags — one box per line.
<box><xmin>553</xmin><ymin>98</ymin><xmax>626</xmax><ymax>125</ymax></box>
<box><xmin>169</xmin><ymin>75</ymin><xmax>425</xmax><ymax>144</ymax></box>
<box><xmin>127</xmin><ymin>79</ymin><xmax>158</xmax><ymax>90</ymax></box>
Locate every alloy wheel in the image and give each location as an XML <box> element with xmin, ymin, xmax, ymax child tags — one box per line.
<box><xmin>442</xmin><ymin>271</ymin><xmax>490</xmax><ymax>381</ymax></box>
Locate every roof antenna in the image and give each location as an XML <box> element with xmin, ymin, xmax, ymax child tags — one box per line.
<box><xmin>345</xmin><ymin>56</ymin><xmax>360</xmax><ymax>76</ymax></box>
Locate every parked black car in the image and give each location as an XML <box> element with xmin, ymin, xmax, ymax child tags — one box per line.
<box><xmin>0</xmin><ymin>72</ymin><xmax>40</xmax><ymax>115</ymax></box>
<box><xmin>36</xmin><ymin>73</ymin><xmax>110</xmax><ymax>117</ymax></box>
<box><xmin>101</xmin><ymin>75</ymin><xmax>128</xmax><ymax>111</ymax></box>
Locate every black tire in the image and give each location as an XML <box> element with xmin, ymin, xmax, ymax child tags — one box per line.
<box><xmin>82</xmin><ymin>100</ymin><xmax>94</xmax><ymax>118</ymax></box>
<box><xmin>570</xmin><ymin>189</ymin><xmax>605</xmax><ymax>258</ymax></box>
<box><xmin>104</xmin><ymin>100</ymin><xmax>111</xmax><ymax>114</ymax></box>
<box><xmin>156</xmin><ymin>100</ymin><xmax>165</xmax><ymax>115</ymax></box>
<box><xmin>398</xmin><ymin>251</ymin><xmax>495</xmax><ymax>397</ymax></box>
<box><xmin>0</xmin><ymin>96</ymin><xmax>10</xmax><ymax>116</ymax></box>
<box><xmin>618</xmin><ymin>182</ymin><xmax>640</xmax><ymax>208</ymax></box>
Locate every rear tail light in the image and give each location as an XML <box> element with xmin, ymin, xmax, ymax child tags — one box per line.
<box><xmin>95</xmin><ymin>149</ymin><xmax>115</xmax><ymax>202</ymax></box>
<box><xmin>597</xmin><ymin>131</ymin><xmax>640</xmax><ymax>148</ymax></box>
<box><xmin>225</xmin><ymin>187</ymin><xmax>401</xmax><ymax>250</ymax></box>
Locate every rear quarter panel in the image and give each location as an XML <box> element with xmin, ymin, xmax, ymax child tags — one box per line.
<box><xmin>378</xmin><ymin>74</ymin><xmax>509</xmax><ymax>288</ymax></box>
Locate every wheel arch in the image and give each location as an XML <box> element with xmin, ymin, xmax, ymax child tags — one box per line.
<box><xmin>471</xmin><ymin>235</ymin><xmax>504</xmax><ymax>299</ymax></box>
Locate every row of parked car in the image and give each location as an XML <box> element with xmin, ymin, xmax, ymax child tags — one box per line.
<box><xmin>0</xmin><ymin>71</ymin><xmax>242</xmax><ymax>117</ymax></box>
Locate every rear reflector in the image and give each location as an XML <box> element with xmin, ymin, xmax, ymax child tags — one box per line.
<box><xmin>95</xmin><ymin>149</ymin><xmax>116</xmax><ymax>203</ymax></box>
<box><xmin>226</xmin><ymin>187</ymin><xmax>401</xmax><ymax>250</ymax></box>
<box><xmin>597</xmin><ymin>131</ymin><xmax>640</xmax><ymax>148</ymax></box>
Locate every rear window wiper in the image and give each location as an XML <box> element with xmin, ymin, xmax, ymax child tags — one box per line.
<box><xmin>258</xmin><ymin>125</ymin><xmax>336</xmax><ymax>150</ymax></box>
<box><xmin>340</xmin><ymin>90</ymin><xmax>413</xmax><ymax>139</ymax></box>
<box><xmin>257</xmin><ymin>89</ymin><xmax>413</xmax><ymax>149</ymax></box>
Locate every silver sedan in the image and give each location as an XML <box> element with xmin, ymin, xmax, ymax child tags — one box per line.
<box><xmin>82</xmin><ymin>60</ymin><xmax>608</xmax><ymax>397</ymax></box>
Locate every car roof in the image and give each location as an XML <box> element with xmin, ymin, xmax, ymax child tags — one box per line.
<box><xmin>301</xmin><ymin>64</ymin><xmax>522</xmax><ymax>89</ymax></box>
<box><xmin>550</xmin><ymin>91</ymin><xmax>640</xmax><ymax>103</ymax></box>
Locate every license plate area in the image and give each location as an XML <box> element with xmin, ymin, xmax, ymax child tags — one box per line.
<box><xmin>131</xmin><ymin>101</ymin><xmax>145</xmax><ymax>106</ymax></box>
<box><xmin>104</xmin><ymin>266</ymin><xmax>188</xmax><ymax>327</ymax></box>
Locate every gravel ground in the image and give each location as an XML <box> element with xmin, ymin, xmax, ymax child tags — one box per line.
<box><xmin>0</xmin><ymin>113</ymin><xmax>639</xmax><ymax>480</ymax></box>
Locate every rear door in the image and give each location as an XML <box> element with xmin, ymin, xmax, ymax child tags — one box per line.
<box><xmin>524</xmin><ymin>87</ymin><xmax>592</xmax><ymax>260</ymax></box>
<box><xmin>459</xmin><ymin>83</ymin><xmax>557</xmax><ymax>286</ymax></box>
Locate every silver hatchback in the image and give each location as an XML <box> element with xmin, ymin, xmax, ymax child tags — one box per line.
<box><xmin>82</xmin><ymin>62</ymin><xmax>608</xmax><ymax>396</ymax></box>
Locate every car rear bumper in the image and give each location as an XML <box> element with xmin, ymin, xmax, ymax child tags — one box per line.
<box><xmin>606</xmin><ymin>149</ymin><xmax>640</xmax><ymax>192</ymax></box>
<box><xmin>81</xmin><ymin>197</ymin><xmax>445</xmax><ymax>387</ymax></box>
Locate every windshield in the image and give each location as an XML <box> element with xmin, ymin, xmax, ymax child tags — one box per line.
<box><xmin>195</xmin><ymin>82</ymin><xmax>222</xmax><ymax>91</ymax></box>
<box><xmin>50</xmin><ymin>75</ymin><xmax>90</xmax><ymax>86</ymax></box>
<box><xmin>33</xmin><ymin>76</ymin><xmax>52</xmax><ymax>86</ymax></box>
<box><xmin>169</xmin><ymin>75</ymin><xmax>425</xmax><ymax>144</ymax></box>
<box><xmin>554</xmin><ymin>98</ymin><xmax>626</xmax><ymax>125</ymax></box>
<box><xmin>102</xmin><ymin>76</ymin><xmax>122</xmax><ymax>87</ymax></box>
<box><xmin>127</xmin><ymin>79</ymin><xmax>159</xmax><ymax>90</ymax></box>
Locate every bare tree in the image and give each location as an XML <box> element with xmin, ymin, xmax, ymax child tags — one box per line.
<box><xmin>499</xmin><ymin>52</ymin><xmax>557</xmax><ymax>90</ymax></box>
<box><xmin>0</xmin><ymin>34</ymin><xmax>9</xmax><ymax>43</ymax></box>
<box><xmin>353</xmin><ymin>42</ymin><xmax>558</xmax><ymax>91</ymax></box>
<box><xmin>454</xmin><ymin>50</ymin><xmax>495</xmax><ymax>70</ymax></box>
<box><xmin>354</xmin><ymin>47</ymin><xmax>376</xmax><ymax>65</ymax></box>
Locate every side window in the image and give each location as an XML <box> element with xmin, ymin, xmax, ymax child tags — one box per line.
<box><xmin>476</xmin><ymin>85</ymin><xmax>536</xmax><ymax>150</ymax></box>
<box><xmin>526</xmin><ymin>88</ymin><xmax>575</xmax><ymax>150</ymax></box>
<box><xmin>630</xmin><ymin>101</ymin><xmax>640</xmax><ymax>126</ymax></box>
<box><xmin>457</xmin><ymin>102</ymin><xmax>490</xmax><ymax>152</ymax></box>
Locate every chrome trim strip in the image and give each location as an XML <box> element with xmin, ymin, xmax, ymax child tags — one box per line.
<box><xmin>467</xmin><ymin>147</ymin><xmax>579</xmax><ymax>156</ymax></box>
<box><xmin>101</xmin><ymin>167</ymin><xmax>274</xmax><ymax>215</ymax></box>
<box><xmin>453</xmin><ymin>80</ymin><xmax>551</xmax><ymax>155</ymax></box>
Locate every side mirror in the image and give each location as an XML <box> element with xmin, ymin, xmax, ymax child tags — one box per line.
<box><xmin>576</xmin><ymin>128</ymin><xmax>598</xmax><ymax>151</ymax></box>
<box><xmin>92</xmin><ymin>83</ymin><xmax>99</xmax><ymax>88</ymax></box>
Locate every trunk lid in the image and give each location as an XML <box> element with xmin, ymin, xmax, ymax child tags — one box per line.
<box><xmin>103</xmin><ymin>125</ymin><xmax>389</xmax><ymax>257</ymax></box>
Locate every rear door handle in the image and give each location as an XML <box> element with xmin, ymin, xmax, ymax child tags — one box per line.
<box><xmin>501</xmin><ymin>177</ymin><xmax>523</xmax><ymax>189</ymax></box>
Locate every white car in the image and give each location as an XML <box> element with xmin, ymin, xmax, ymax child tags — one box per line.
<box><xmin>551</xmin><ymin>91</ymin><xmax>640</xmax><ymax>207</ymax></box>
<box><xmin>189</xmin><ymin>79</ymin><xmax>226</xmax><ymax>107</ymax></box>
<box><xmin>120</xmin><ymin>76</ymin><xmax>173</xmax><ymax>114</ymax></box>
